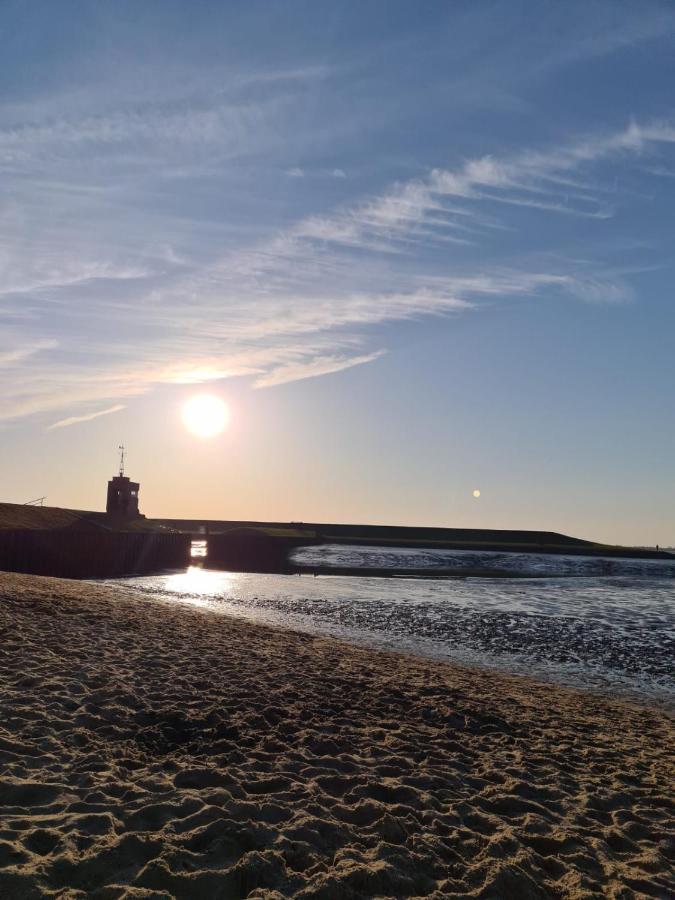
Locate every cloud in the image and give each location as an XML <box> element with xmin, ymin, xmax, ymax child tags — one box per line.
<box><xmin>0</xmin><ymin>340</ymin><xmax>57</xmax><ymax>366</ymax></box>
<box><xmin>0</xmin><ymin>257</ymin><xmax>148</xmax><ymax>300</ymax></box>
<box><xmin>0</xmin><ymin>62</ymin><xmax>338</xmax><ymax>171</ymax></box>
<box><xmin>286</xmin><ymin>166</ymin><xmax>347</xmax><ymax>179</ymax></box>
<box><xmin>531</xmin><ymin>4</ymin><xmax>675</xmax><ymax>71</ymax></box>
<box><xmin>47</xmin><ymin>404</ymin><xmax>126</xmax><ymax>430</ymax></box>
<box><xmin>562</xmin><ymin>276</ymin><xmax>634</xmax><ymax>305</ymax></box>
<box><xmin>254</xmin><ymin>350</ymin><xmax>386</xmax><ymax>388</ymax></box>
<box><xmin>3</xmin><ymin>111</ymin><xmax>675</xmax><ymax>425</ymax></box>
<box><xmin>286</xmin><ymin>121</ymin><xmax>674</xmax><ymax>257</ymax></box>
<box><xmin>163</xmin><ymin>364</ymin><xmax>241</xmax><ymax>384</ymax></box>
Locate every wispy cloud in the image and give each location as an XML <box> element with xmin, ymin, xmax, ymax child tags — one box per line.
<box><xmin>47</xmin><ymin>404</ymin><xmax>125</xmax><ymax>430</ymax></box>
<box><xmin>3</xmin><ymin>98</ymin><xmax>675</xmax><ymax>425</ymax></box>
<box><xmin>0</xmin><ymin>340</ymin><xmax>56</xmax><ymax>366</ymax></box>
<box><xmin>0</xmin><ymin>63</ymin><xmax>338</xmax><ymax>171</ymax></box>
<box><xmin>254</xmin><ymin>350</ymin><xmax>386</xmax><ymax>388</ymax></box>
<box><xmin>285</xmin><ymin>121</ymin><xmax>675</xmax><ymax>258</ymax></box>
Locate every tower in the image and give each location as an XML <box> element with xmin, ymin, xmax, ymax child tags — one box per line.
<box><xmin>106</xmin><ymin>445</ymin><xmax>141</xmax><ymax>518</ymax></box>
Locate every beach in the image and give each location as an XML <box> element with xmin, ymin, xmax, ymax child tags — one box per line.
<box><xmin>0</xmin><ymin>572</ymin><xmax>673</xmax><ymax>898</ymax></box>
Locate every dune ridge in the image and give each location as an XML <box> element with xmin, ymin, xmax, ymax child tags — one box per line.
<box><xmin>0</xmin><ymin>571</ymin><xmax>673</xmax><ymax>898</ymax></box>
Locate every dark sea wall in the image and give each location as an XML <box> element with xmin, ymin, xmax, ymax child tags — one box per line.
<box><xmin>0</xmin><ymin>530</ymin><xmax>190</xmax><ymax>578</ymax></box>
<box><xmin>206</xmin><ymin>529</ymin><xmax>303</xmax><ymax>573</ymax></box>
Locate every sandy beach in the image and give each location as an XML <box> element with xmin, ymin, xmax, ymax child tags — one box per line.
<box><xmin>0</xmin><ymin>572</ymin><xmax>673</xmax><ymax>899</ymax></box>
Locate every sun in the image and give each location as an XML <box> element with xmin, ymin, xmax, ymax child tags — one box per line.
<box><xmin>472</xmin><ymin>489</ymin><xmax>481</xmax><ymax>499</ymax></box>
<box><xmin>182</xmin><ymin>394</ymin><xmax>230</xmax><ymax>438</ymax></box>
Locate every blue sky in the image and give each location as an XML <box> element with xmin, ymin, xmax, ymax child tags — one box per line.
<box><xmin>1</xmin><ymin>0</ymin><xmax>674</xmax><ymax>544</ymax></box>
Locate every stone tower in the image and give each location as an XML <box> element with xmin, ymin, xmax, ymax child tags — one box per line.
<box><xmin>106</xmin><ymin>446</ymin><xmax>141</xmax><ymax>518</ymax></box>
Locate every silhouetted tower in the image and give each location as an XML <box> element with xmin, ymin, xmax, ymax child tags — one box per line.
<box><xmin>106</xmin><ymin>445</ymin><xmax>141</xmax><ymax>518</ymax></box>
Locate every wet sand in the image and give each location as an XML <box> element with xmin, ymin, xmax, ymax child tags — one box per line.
<box><xmin>0</xmin><ymin>572</ymin><xmax>673</xmax><ymax>898</ymax></box>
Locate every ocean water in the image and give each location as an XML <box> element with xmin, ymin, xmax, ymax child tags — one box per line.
<box><xmin>293</xmin><ymin>543</ymin><xmax>675</xmax><ymax>577</ymax></box>
<box><xmin>101</xmin><ymin>545</ymin><xmax>675</xmax><ymax>707</ymax></box>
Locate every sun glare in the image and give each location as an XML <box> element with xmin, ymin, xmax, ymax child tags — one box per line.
<box><xmin>473</xmin><ymin>489</ymin><xmax>481</xmax><ymax>498</ymax></box>
<box><xmin>182</xmin><ymin>394</ymin><xmax>230</xmax><ymax>438</ymax></box>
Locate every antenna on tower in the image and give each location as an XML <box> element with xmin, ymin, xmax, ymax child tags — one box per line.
<box><xmin>118</xmin><ymin>444</ymin><xmax>125</xmax><ymax>477</ymax></box>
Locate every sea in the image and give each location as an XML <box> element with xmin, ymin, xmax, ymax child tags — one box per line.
<box><xmin>100</xmin><ymin>544</ymin><xmax>675</xmax><ymax>708</ymax></box>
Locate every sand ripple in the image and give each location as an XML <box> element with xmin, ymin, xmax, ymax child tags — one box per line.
<box><xmin>1</xmin><ymin>572</ymin><xmax>673</xmax><ymax>898</ymax></box>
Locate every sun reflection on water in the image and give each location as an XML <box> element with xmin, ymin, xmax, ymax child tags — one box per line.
<box><xmin>165</xmin><ymin>566</ymin><xmax>239</xmax><ymax>599</ymax></box>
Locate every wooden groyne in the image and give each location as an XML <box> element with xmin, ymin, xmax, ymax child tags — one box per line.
<box><xmin>0</xmin><ymin>529</ymin><xmax>190</xmax><ymax>579</ymax></box>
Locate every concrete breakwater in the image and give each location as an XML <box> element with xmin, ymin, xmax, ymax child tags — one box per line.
<box><xmin>0</xmin><ymin>528</ymin><xmax>190</xmax><ymax>578</ymax></box>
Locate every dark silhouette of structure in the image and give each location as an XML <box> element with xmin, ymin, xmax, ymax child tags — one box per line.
<box><xmin>106</xmin><ymin>445</ymin><xmax>141</xmax><ymax>518</ymax></box>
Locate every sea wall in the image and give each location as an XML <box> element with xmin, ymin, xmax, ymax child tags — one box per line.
<box><xmin>0</xmin><ymin>529</ymin><xmax>190</xmax><ymax>578</ymax></box>
<box><xmin>206</xmin><ymin>529</ymin><xmax>304</xmax><ymax>573</ymax></box>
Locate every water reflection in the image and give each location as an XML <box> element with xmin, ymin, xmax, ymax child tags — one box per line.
<box><xmin>190</xmin><ymin>540</ymin><xmax>207</xmax><ymax>559</ymax></box>
<box><xmin>165</xmin><ymin>565</ymin><xmax>240</xmax><ymax>599</ymax></box>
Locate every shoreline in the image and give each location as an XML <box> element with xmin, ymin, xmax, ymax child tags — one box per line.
<box><xmin>1</xmin><ymin>571</ymin><xmax>673</xmax><ymax>898</ymax></box>
<box><xmin>108</xmin><ymin>566</ymin><xmax>675</xmax><ymax>713</ymax></box>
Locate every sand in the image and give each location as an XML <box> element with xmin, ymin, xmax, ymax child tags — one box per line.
<box><xmin>0</xmin><ymin>572</ymin><xmax>673</xmax><ymax>899</ymax></box>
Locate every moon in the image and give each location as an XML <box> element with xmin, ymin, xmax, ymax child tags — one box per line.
<box><xmin>182</xmin><ymin>394</ymin><xmax>230</xmax><ymax>438</ymax></box>
<box><xmin>472</xmin><ymin>489</ymin><xmax>481</xmax><ymax>498</ymax></box>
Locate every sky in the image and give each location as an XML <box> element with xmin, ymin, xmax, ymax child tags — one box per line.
<box><xmin>1</xmin><ymin>0</ymin><xmax>674</xmax><ymax>545</ymax></box>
